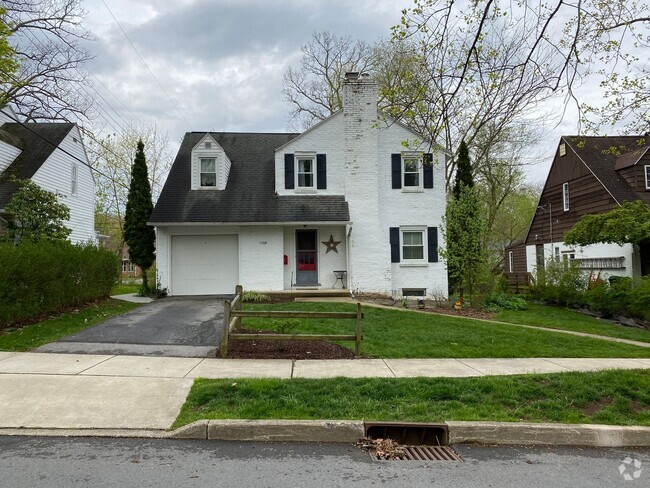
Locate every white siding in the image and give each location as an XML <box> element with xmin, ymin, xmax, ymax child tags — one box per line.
<box><xmin>525</xmin><ymin>242</ymin><xmax>636</xmax><ymax>280</ymax></box>
<box><xmin>0</xmin><ymin>107</ymin><xmax>16</xmax><ymax>125</ymax></box>
<box><xmin>275</xmin><ymin>113</ymin><xmax>345</xmax><ymax>196</ymax></box>
<box><xmin>190</xmin><ymin>134</ymin><xmax>230</xmax><ymax>191</ymax></box>
<box><xmin>239</xmin><ymin>226</ymin><xmax>284</xmax><ymax>290</ymax></box>
<box><xmin>30</xmin><ymin>126</ymin><xmax>95</xmax><ymax>244</ymax></box>
<box><xmin>0</xmin><ymin>140</ymin><xmax>21</xmax><ymax>179</ymax></box>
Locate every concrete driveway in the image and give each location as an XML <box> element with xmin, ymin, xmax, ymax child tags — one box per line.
<box><xmin>36</xmin><ymin>297</ymin><xmax>225</xmax><ymax>358</ymax></box>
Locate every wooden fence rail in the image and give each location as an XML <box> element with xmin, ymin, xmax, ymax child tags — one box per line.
<box><xmin>218</xmin><ymin>285</ymin><xmax>363</xmax><ymax>357</ymax></box>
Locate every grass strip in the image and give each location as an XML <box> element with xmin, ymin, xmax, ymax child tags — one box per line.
<box><xmin>110</xmin><ymin>283</ymin><xmax>141</xmax><ymax>296</ymax></box>
<box><xmin>244</xmin><ymin>302</ymin><xmax>650</xmax><ymax>358</ymax></box>
<box><xmin>0</xmin><ymin>299</ymin><xmax>141</xmax><ymax>351</ymax></box>
<box><xmin>495</xmin><ymin>303</ymin><xmax>650</xmax><ymax>344</ymax></box>
<box><xmin>173</xmin><ymin>369</ymin><xmax>650</xmax><ymax>428</ymax></box>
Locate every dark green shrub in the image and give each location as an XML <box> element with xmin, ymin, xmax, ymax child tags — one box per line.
<box><xmin>483</xmin><ymin>292</ymin><xmax>528</xmax><ymax>312</ymax></box>
<box><xmin>584</xmin><ymin>277</ymin><xmax>632</xmax><ymax>318</ymax></box>
<box><xmin>0</xmin><ymin>241</ymin><xmax>119</xmax><ymax>330</ymax></box>
<box><xmin>628</xmin><ymin>276</ymin><xmax>650</xmax><ymax>321</ymax></box>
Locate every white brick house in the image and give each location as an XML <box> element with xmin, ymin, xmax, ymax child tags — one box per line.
<box><xmin>0</xmin><ymin>107</ymin><xmax>96</xmax><ymax>244</ymax></box>
<box><xmin>150</xmin><ymin>74</ymin><xmax>449</xmax><ymax>297</ymax></box>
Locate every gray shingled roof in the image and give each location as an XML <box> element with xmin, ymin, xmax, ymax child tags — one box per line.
<box><xmin>150</xmin><ymin>132</ymin><xmax>351</xmax><ymax>223</ymax></box>
<box><xmin>0</xmin><ymin>123</ymin><xmax>73</xmax><ymax>208</ymax></box>
<box><xmin>563</xmin><ymin>135</ymin><xmax>645</xmax><ymax>204</ymax></box>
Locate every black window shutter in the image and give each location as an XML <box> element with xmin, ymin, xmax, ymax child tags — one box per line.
<box><xmin>284</xmin><ymin>154</ymin><xmax>295</xmax><ymax>189</ymax></box>
<box><xmin>391</xmin><ymin>154</ymin><xmax>401</xmax><ymax>189</ymax></box>
<box><xmin>316</xmin><ymin>154</ymin><xmax>327</xmax><ymax>189</ymax></box>
<box><xmin>427</xmin><ymin>227</ymin><xmax>438</xmax><ymax>263</ymax></box>
<box><xmin>390</xmin><ymin>227</ymin><xmax>400</xmax><ymax>263</ymax></box>
<box><xmin>423</xmin><ymin>153</ymin><xmax>433</xmax><ymax>188</ymax></box>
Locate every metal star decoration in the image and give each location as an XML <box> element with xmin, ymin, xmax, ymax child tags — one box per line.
<box><xmin>322</xmin><ymin>235</ymin><xmax>341</xmax><ymax>253</ymax></box>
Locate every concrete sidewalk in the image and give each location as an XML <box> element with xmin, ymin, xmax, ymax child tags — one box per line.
<box><xmin>1</xmin><ymin>352</ymin><xmax>649</xmax><ymax>431</ymax></box>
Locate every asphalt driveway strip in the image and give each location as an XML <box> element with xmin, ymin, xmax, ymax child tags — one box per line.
<box><xmin>35</xmin><ymin>297</ymin><xmax>225</xmax><ymax>358</ymax></box>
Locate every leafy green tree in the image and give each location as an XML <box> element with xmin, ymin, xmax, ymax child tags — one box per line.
<box><xmin>0</xmin><ymin>7</ymin><xmax>19</xmax><ymax>103</ymax></box>
<box><xmin>2</xmin><ymin>178</ymin><xmax>71</xmax><ymax>243</ymax></box>
<box><xmin>441</xmin><ymin>184</ymin><xmax>487</xmax><ymax>304</ymax></box>
<box><xmin>452</xmin><ymin>140</ymin><xmax>472</xmax><ymax>200</ymax></box>
<box><xmin>563</xmin><ymin>201</ymin><xmax>650</xmax><ymax>246</ymax></box>
<box><xmin>123</xmin><ymin>140</ymin><xmax>155</xmax><ymax>290</ymax></box>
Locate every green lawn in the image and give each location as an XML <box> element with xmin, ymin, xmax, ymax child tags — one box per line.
<box><xmin>0</xmin><ymin>299</ymin><xmax>141</xmax><ymax>351</ymax></box>
<box><xmin>173</xmin><ymin>369</ymin><xmax>650</xmax><ymax>428</ymax></box>
<box><xmin>243</xmin><ymin>302</ymin><xmax>650</xmax><ymax>358</ymax></box>
<box><xmin>110</xmin><ymin>282</ymin><xmax>141</xmax><ymax>295</ymax></box>
<box><xmin>495</xmin><ymin>303</ymin><xmax>650</xmax><ymax>343</ymax></box>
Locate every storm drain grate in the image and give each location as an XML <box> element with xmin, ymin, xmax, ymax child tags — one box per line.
<box><xmin>370</xmin><ymin>445</ymin><xmax>462</xmax><ymax>462</ymax></box>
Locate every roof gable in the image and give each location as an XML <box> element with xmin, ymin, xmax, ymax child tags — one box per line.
<box><xmin>0</xmin><ymin>122</ymin><xmax>73</xmax><ymax>207</ymax></box>
<box><xmin>150</xmin><ymin>131</ymin><xmax>350</xmax><ymax>223</ymax></box>
<box><xmin>562</xmin><ymin>135</ymin><xmax>644</xmax><ymax>204</ymax></box>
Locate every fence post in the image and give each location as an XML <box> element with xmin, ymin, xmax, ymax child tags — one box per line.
<box><xmin>235</xmin><ymin>284</ymin><xmax>243</xmax><ymax>328</ymax></box>
<box><xmin>355</xmin><ymin>302</ymin><xmax>362</xmax><ymax>357</ymax></box>
<box><xmin>220</xmin><ymin>299</ymin><xmax>231</xmax><ymax>358</ymax></box>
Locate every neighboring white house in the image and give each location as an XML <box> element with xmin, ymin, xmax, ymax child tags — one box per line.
<box><xmin>150</xmin><ymin>73</ymin><xmax>449</xmax><ymax>297</ymax></box>
<box><xmin>0</xmin><ymin>106</ymin><xmax>96</xmax><ymax>244</ymax></box>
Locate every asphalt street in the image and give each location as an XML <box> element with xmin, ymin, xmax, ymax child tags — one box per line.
<box><xmin>0</xmin><ymin>436</ymin><xmax>647</xmax><ymax>487</ymax></box>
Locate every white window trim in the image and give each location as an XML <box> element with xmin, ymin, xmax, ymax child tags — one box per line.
<box><xmin>400</xmin><ymin>226</ymin><xmax>427</xmax><ymax>265</ymax></box>
<box><xmin>508</xmin><ymin>251</ymin><xmax>514</xmax><ymax>273</ymax></box>
<box><xmin>645</xmin><ymin>165</ymin><xmax>650</xmax><ymax>190</ymax></box>
<box><xmin>295</xmin><ymin>152</ymin><xmax>316</xmax><ymax>192</ymax></box>
<box><xmin>563</xmin><ymin>182</ymin><xmax>570</xmax><ymax>211</ymax></box>
<box><xmin>199</xmin><ymin>157</ymin><xmax>218</xmax><ymax>188</ymax></box>
<box><xmin>71</xmin><ymin>163</ymin><xmax>78</xmax><ymax>196</ymax></box>
<box><xmin>402</xmin><ymin>152</ymin><xmax>423</xmax><ymax>192</ymax></box>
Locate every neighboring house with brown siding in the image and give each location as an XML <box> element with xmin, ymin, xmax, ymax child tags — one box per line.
<box><xmin>505</xmin><ymin>135</ymin><xmax>650</xmax><ymax>285</ymax></box>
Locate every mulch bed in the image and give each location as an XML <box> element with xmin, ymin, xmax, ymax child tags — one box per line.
<box><xmin>226</xmin><ymin>328</ymin><xmax>357</xmax><ymax>360</ymax></box>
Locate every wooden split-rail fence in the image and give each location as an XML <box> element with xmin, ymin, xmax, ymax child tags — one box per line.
<box><xmin>219</xmin><ymin>285</ymin><xmax>364</xmax><ymax>357</ymax></box>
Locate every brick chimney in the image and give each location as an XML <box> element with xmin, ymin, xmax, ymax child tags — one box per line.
<box><xmin>342</xmin><ymin>73</ymin><xmax>391</xmax><ymax>293</ymax></box>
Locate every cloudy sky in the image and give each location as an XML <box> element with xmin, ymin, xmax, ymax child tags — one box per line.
<box><xmin>82</xmin><ymin>0</ymin><xmax>588</xmax><ymax>184</ymax></box>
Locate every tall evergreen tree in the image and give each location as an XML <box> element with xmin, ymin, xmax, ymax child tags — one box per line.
<box><xmin>452</xmin><ymin>139</ymin><xmax>473</xmax><ymax>199</ymax></box>
<box><xmin>123</xmin><ymin>140</ymin><xmax>155</xmax><ymax>290</ymax></box>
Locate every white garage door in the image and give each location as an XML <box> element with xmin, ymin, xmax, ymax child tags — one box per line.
<box><xmin>171</xmin><ymin>235</ymin><xmax>239</xmax><ymax>295</ymax></box>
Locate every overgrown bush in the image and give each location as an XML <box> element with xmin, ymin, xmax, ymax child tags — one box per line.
<box><xmin>628</xmin><ymin>277</ymin><xmax>650</xmax><ymax>321</ymax></box>
<box><xmin>530</xmin><ymin>258</ymin><xmax>587</xmax><ymax>307</ymax></box>
<box><xmin>0</xmin><ymin>240</ymin><xmax>119</xmax><ymax>330</ymax></box>
<box><xmin>585</xmin><ymin>276</ymin><xmax>650</xmax><ymax>322</ymax></box>
<box><xmin>242</xmin><ymin>291</ymin><xmax>271</xmax><ymax>303</ymax></box>
<box><xmin>483</xmin><ymin>292</ymin><xmax>528</xmax><ymax>311</ymax></box>
<box><xmin>584</xmin><ymin>277</ymin><xmax>633</xmax><ymax>318</ymax></box>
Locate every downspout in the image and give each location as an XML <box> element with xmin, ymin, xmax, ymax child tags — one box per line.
<box><xmin>346</xmin><ymin>222</ymin><xmax>353</xmax><ymax>297</ymax></box>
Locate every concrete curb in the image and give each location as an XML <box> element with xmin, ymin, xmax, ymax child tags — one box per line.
<box><xmin>446</xmin><ymin>421</ymin><xmax>650</xmax><ymax>447</ymax></box>
<box><xmin>169</xmin><ymin>419</ymin><xmax>365</xmax><ymax>443</ymax></box>
<box><xmin>2</xmin><ymin>421</ymin><xmax>649</xmax><ymax>447</ymax></box>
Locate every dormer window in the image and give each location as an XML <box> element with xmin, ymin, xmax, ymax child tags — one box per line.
<box><xmin>297</xmin><ymin>155</ymin><xmax>315</xmax><ymax>188</ymax></box>
<box><xmin>200</xmin><ymin>158</ymin><xmax>217</xmax><ymax>187</ymax></box>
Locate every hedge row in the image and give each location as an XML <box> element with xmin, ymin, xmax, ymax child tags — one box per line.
<box><xmin>0</xmin><ymin>241</ymin><xmax>119</xmax><ymax>330</ymax></box>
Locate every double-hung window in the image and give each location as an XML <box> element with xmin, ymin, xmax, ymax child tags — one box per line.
<box><xmin>403</xmin><ymin>154</ymin><xmax>422</xmax><ymax>189</ymax></box>
<box><xmin>645</xmin><ymin>165</ymin><xmax>650</xmax><ymax>190</ymax></box>
<box><xmin>563</xmin><ymin>182</ymin><xmax>570</xmax><ymax>211</ymax></box>
<box><xmin>297</xmin><ymin>156</ymin><xmax>315</xmax><ymax>189</ymax></box>
<box><xmin>200</xmin><ymin>158</ymin><xmax>217</xmax><ymax>187</ymax></box>
<box><xmin>401</xmin><ymin>229</ymin><xmax>425</xmax><ymax>262</ymax></box>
